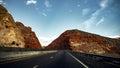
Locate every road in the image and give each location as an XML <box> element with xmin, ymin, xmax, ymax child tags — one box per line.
<box><xmin>0</xmin><ymin>50</ymin><xmax>120</xmax><ymax>68</ymax></box>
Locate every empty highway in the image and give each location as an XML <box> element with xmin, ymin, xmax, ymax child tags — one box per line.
<box><xmin>0</xmin><ymin>50</ymin><xmax>120</xmax><ymax>68</ymax></box>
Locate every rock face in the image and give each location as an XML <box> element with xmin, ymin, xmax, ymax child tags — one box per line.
<box><xmin>16</xmin><ymin>22</ymin><xmax>41</xmax><ymax>48</ymax></box>
<box><xmin>0</xmin><ymin>5</ymin><xmax>41</xmax><ymax>48</ymax></box>
<box><xmin>0</xmin><ymin>5</ymin><xmax>25</xmax><ymax>48</ymax></box>
<box><xmin>46</xmin><ymin>29</ymin><xmax>120</xmax><ymax>56</ymax></box>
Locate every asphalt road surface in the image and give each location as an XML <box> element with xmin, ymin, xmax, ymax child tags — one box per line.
<box><xmin>0</xmin><ymin>50</ymin><xmax>120</xmax><ymax>68</ymax></box>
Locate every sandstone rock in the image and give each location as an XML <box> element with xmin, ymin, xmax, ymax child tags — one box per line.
<box><xmin>46</xmin><ymin>29</ymin><xmax>120</xmax><ymax>56</ymax></box>
<box><xmin>16</xmin><ymin>22</ymin><xmax>42</xmax><ymax>48</ymax></box>
<box><xmin>0</xmin><ymin>5</ymin><xmax>25</xmax><ymax>48</ymax></box>
<box><xmin>0</xmin><ymin>5</ymin><xmax>7</xmax><ymax>13</ymax></box>
<box><xmin>0</xmin><ymin>5</ymin><xmax>41</xmax><ymax>49</ymax></box>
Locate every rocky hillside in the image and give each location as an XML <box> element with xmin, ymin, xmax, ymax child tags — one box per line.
<box><xmin>46</xmin><ymin>29</ymin><xmax>120</xmax><ymax>57</ymax></box>
<box><xmin>16</xmin><ymin>22</ymin><xmax>41</xmax><ymax>48</ymax></box>
<box><xmin>0</xmin><ymin>5</ymin><xmax>41</xmax><ymax>48</ymax></box>
<box><xmin>0</xmin><ymin>5</ymin><xmax>25</xmax><ymax>48</ymax></box>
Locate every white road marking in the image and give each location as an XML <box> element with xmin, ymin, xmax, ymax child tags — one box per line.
<box><xmin>67</xmin><ymin>52</ymin><xmax>89</xmax><ymax>68</ymax></box>
<box><xmin>33</xmin><ymin>65</ymin><xmax>39</xmax><ymax>68</ymax></box>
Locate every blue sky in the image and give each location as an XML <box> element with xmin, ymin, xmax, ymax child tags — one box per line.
<box><xmin>0</xmin><ymin>0</ymin><xmax>120</xmax><ymax>46</ymax></box>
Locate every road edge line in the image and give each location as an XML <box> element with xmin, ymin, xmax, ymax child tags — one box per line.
<box><xmin>67</xmin><ymin>51</ymin><xmax>89</xmax><ymax>68</ymax></box>
<box><xmin>33</xmin><ymin>65</ymin><xmax>39</xmax><ymax>68</ymax></box>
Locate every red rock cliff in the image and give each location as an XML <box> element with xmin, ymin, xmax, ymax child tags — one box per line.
<box><xmin>16</xmin><ymin>22</ymin><xmax>42</xmax><ymax>48</ymax></box>
<box><xmin>46</xmin><ymin>29</ymin><xmax>120</xmax><ymax>56</ymax></box>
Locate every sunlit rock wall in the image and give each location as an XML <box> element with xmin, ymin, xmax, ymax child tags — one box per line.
<box><xmin>0</xmin><ymin>5</ymin><xmax>25</xmax><ymax>48</ymax></box>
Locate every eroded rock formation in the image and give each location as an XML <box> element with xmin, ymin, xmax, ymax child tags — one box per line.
<box><xmin>16</xmin><ymin>22</ymin><xmax>41</xmax><ymax>48</ymax></box>
<box><xmin>0</xmin><ymin>5</ymin><xmax>25</xmax><ymax>48</ymax></box>
<box><xmin>46</xmin><ymin>29</ymin><xmax>120</xmax><ymax>57</ymax></box>
<box><xmin>0</xmin><ymin>5</ymin><xmax>41</xmax><ymax>48</ymax></box>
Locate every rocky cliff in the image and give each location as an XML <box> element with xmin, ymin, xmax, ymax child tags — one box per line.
<box><xmin>46</xmin><ymin>29</ymin><xmax>120</xmax><ymax>56</ymax></box>
<box><xmin>0</xmin><ymin>5</ymin><xmax>41</xmax><ymax>48</ymax></box>
<box><xmin>0</xmin><ymin>5</ymin><xmax>25</xmax><ymax>48</ymax></box>
<box><xmin>16</xmin><ymin>22</ymin><xmax>41</xmax><ymax>48</ymax></box>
